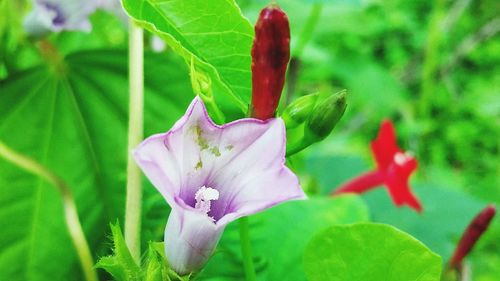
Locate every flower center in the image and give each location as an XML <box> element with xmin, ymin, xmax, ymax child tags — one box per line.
<box><xmin>194</xmin><ymin>186</ymin><xmax>219</xmax><ymax>220</ymax></box>
<box><xmin>394</xmin><ymin>152</ymin><xmax>413</xmax><ymax>166</ymax></box>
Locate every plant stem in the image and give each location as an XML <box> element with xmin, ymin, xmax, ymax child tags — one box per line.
<box><xmin>293</xmin><ymin>3</ymin><xmax>322</xmax><ymax>58</ymax></box>
<box><xmin>284</xmin><ymin>4</ymin><xmax>323</xmax><ymax>105</ymax></box>
<box><xmin>419</xmin><ymin>0</ymin><xmax>446</xmax><ymax>117</ymax></box>
<box><xmin>239</xmin><ymin>217</ymin><xmax>257</xmax><ymax>281</ymax></box>
<box><xmin>332</xmin><ymin>170</ymin><xmax>384</xmax><ymax>196</ymax></box>
<box><xmin>286</xmin><ymin>136</ymin><xmax>312</xmax><ymax>157</ymax></box>
<box><xmin>124</xmin><ymin>20</ymin><xmax>144</xmax><ymax>263</ymax></box>
<box><xmin>0</xmin><ymin>141</ymin><xmax>98</xmax><ymax>281</ymax></box>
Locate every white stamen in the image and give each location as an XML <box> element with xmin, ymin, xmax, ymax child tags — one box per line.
<box><xmin>394</xmin><ymin>151</ymin><xmax>414</xmax><ymax>166</ymax></box>
<box><xmin>194</xmin><ymin>186</ymin><xmax>219</xmax><ymax>217</ymax></box>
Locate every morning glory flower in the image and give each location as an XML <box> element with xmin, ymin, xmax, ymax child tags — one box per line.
<box><xmin>333</xmin><ymin>119</ymin><xmax>423</xmax><ymax>212</ymax></box>
<box><xmin>134</xmin><ymin>96</ymin><xmax>306</xmax><ymax>274</ymax></box>
<box><xmin>23</xmin><ymin>0</ymin><xmax>100</xmax><ymax>36</ymax></box>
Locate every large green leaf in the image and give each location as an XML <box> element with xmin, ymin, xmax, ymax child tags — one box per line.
<box><xmin>302</xmin><ymin>150</ymin><xmax>487</xmax><ymax>261</ymax></box>
<box><xmin>0</xmin><ymin>49</ymin><xmax>192</xmax><ymax>281</ymax></box>
<box><xmin>197</xmin><ymin>196</ymin><xmax>369</xmax><ymax>281</ymax></box>
<box><xmin>122</xmin><ymin>0</ymin><xmax>254</xmax><ymax>118</ymax></box>
<box><xmin>304</xmin><ymin>223</ymin><xmax>442</xmax><ymax>281</ymax></box>
<box><xmin>363</xmin><ymin>183</ymin><xmax>486</xmax><ymax>261</ymax></box>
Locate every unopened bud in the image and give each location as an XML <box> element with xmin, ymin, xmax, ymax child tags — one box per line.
<box><xmin>250</xmin><ymin>4</ymin><xmax>291</xmax><ymax>120</ymax></box>
<box><xmin>306</xmin><ymin>90</ymin><xmax>347</xmax><ymax>140</ymax></box>
<box><xmin>190</xmin><ymin>59</ymin><xmax>212</xmax><ymax>99</ymax></box>
<box><xmin>282</xmin><ymin>93</ymin><xmax>319</xmax><ymax>128</ymax></box>
<box><xmin>449</xmin><ymin>204</ymin><xmax>496</xmax><ymax>269</ymax></box>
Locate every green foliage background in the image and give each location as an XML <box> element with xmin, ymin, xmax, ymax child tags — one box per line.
<box><xmin>0</xmin><ymin>0</ymin><xmax>498</xmax><ymax>280</ymax></box>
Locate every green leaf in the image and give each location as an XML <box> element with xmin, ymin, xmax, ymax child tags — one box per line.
<box><xmin>302</xmin><ymin>151</ymin><xmax>487</xmax><ymax>262</ymax></box>
<box><xmin>197</xmin><ymin>196</ymin><xmax>369</xmax><ymax>281</ymax></box>
<box><xmin>0</xmin><ymin>49</ymin><xmax>193</xmax><ymax>281</ymax></box>
<box><xmin>121</xmin><ymin>0</ymin><xmax>254</xmax><ymax>118</ymax></box>
<box><xmin>304</xmin><ymin>223</ymin><xmax>442</xmax><ymax>281</ymax></box>
<box><xmin>363</xmin><ymin>183</ymin><xmax>486</xmax><ymax>261</ymax></box>
<box><xmin>95</xmin><ymin>224</ymin><xmax>141</xmax><ymax>281</ymax></box>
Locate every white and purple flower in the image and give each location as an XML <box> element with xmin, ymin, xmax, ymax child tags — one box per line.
<box><xmin>23</xmin><ymin>0</ymin><xmax>101</xmax><ymax>36</ymax></box>
<box><xmin>23</xmin><ymin>0</ymin><xmax>127</xmax><ymax>37</ymax></box>
<box><xmin>134</xmin><ymin>96</ymin><xmax>306</xmax><ymax>274</ymax></box>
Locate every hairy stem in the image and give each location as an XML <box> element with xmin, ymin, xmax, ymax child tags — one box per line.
<box><xmin>124</xmin><ymin>21</ymin><xmax>144</xmax><ymax>263</ymax></box>
<box><xmin>239</xmin><ymin>217</ymin><xmax>257</xmax><ymax>281</ymax></box>
<box><xmin>0</xmin><ymin>141</ymin><xmax>98</xmax><ymax>281</ymax></box>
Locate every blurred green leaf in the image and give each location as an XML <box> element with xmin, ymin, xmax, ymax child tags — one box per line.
<box><xmin>363</xmin><ymin>183</ymin><xmax>486</xmax><ymax>261</ymax></box>
<box><xmin>121</xmin><ymin>0</ymin><xmax>254</xmax><ymax>118</ymax></box>
<box><xmin>300</xmin><ymin>0</ymin><xmax>361</xmax><ymax>5</ymax></box>
<box><xmin>0</xmin><ymin>49</ymin><xmax>192</xmax><ymax>281</ymax></box>
<box><xmin>304</xmin><ymin>152</ymin><xmax>369</xmax><ymax>194</ymax></box>
<box><xmin>304</xmin><ymin>223</ymin><xmax>442</xmax><ymax>281</ymax></box>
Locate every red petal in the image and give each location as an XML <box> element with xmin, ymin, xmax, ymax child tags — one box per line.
<box><xmin>370</xmin><ymin>120</ymin><xmax>401</xmax><ymax>170</ymax></box>
<box><xmin>384</xmin><ymin>162</ymin><xmax>422</xmax><ymax>212</ymax></box>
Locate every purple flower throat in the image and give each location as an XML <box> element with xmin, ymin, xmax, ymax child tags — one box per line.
<box><xmin>41</xmin><ymin>2</ymin><xmax>66</xmax><ymax>26</ymax></box>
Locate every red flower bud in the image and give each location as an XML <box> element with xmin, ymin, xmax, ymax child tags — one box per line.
<box><xmin>250</xmin><ymin>4</ymin><xmax>291</xmax><ymax>120</ymax></box>
<box><xmin>449</xmin><ymin>205</ymin><xmax>496</xmax><ymax>268</ymax></box>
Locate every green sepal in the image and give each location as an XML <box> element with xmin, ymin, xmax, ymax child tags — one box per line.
<box><xmin>306</xmin><ymin>89</ymin><xmax>347</xmax><ymax>141</ymax></box>
<box><xmin>95</xmin><ymin>223</ymin><xmax>141</xmax><ymax>281</ymax></box>
<box><xmin>96</xmin><ymin>225</ymin><xmax>191</xmax><ymax>281</ymax></box>
<box><xmin>285</xmin><ymin>90</ymin><xmax>347</xmax><ymax>156</ymax></box>
<box><xmin>281</xmin><ymin>93</ymin><xmax>319</xmax><ymax>129</ymax></box>
<box><xmin>143</xmin><ymin>243</ymin><xmax>164</xmax><ymax>281</ymax></box>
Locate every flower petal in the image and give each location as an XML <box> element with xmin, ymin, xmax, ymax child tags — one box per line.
<box><xmin>135</xmin><ymin>97</ymin><xmax>305</xmax><ymax>216</ymax></box>
<box><xmin>207</xmin><ymin>118</ymin><xmax>306</xmax><ymax>225</ymax></box>
<box><xmin>384</xmin><ymin>159</ymin><xmax>422</xmax><ymax>212</ymax></box>
<box><xmin>135</xmin><ymin>96</ymin><xmax>306</xmax><ymax>274</ymax></box>
<box><xmin>164</xmin><ymin>204</ymin><xmax>223</xmax><ymax>275</ymax></box>
<box><xmin>134</xmin><ymin>97</ymin><xmax>211</xmax><ymax>208</ymax></box>
<box><xmin>23</xmin><ymin>0</ymin><xmax>98</xmax><ymax>36</ymax></box>
<box><xmin>370</xmin><ymin>119</ymin><xmax>401</xmax><ymax>170</ymax></box>
<box><xmin>385</xmin><ymin>180</ymin><xmax>422</xmax><ymax>212</ymax></box>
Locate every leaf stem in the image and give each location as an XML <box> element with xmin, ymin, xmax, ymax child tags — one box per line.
<box><xmin>0</xmin><ymin>141</ymin><xmax>98</xmax><ymax>281</ymax></box>
<box><xmin>124</xmin><ymin>20</ymin><xmax>144</xmax><ymax>263</ymax></box>
<box><xmin>239</xmin><ymin>217</ymin><xmax>257</xmax><ymax>281</ymax></box>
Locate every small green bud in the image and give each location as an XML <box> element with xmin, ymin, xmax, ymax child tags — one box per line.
<box><xmin>190</xmin><ymin>58</ymin><xmax>212</xmax><ymax>99</ymax></box>
<box><xmin>306</xmin><ymin>90</ymin><xmax>347</xmax><ymax>140</ymax></box>
<box><xmin>282</xmin><ymin>93</ymin><xmax>319</xmax><ymax>128</ymax></box>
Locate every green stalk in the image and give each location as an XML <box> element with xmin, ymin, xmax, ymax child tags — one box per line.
<box><xmin>239</xmin><ymin>217</ymin><xmax>257</xmax><ymax>281</ymax></box>
<box><xmin>293</xmin><ymin>3</ymin><xmax>323</xmax><ymax>58</ymax></box>
<box><xmin>124</xmin><ymin>21</ymin><xmax>144</xmax><ymax>263</ymax></box>
<box><xmin>0</xmin><ymin>141</ymin><xmax>98</xmax><ymax>281</ymax></box>
<box><xmin>285</xmin><ymin>4</ymin><xmax>322</xmax><ymax>104</ymax></box>
<box><xmin>419</xmin><ymin>0</ymin><xmax>447</xmax><ymax>117</ymax></box>
<box><xmin>286</xmin><ymin>137</ymin><xmax>313</xmax><ymax>157</ymax></box>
